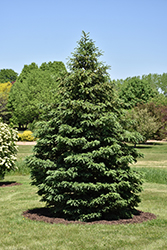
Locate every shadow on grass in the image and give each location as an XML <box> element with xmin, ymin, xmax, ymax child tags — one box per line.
<box><xmin>135</xmin><ymin>145</ymin><xmax>153</xmax><ymax>149</ymax></box>
<box><xmin>135</xmin><ymin>142</ymin><xmax>166</xmax><ymax>149</ymax></box>
<box><xmin>0</xmin><ymin>181</ymin><xmax>22</xmax><ymax>187</ymax></box>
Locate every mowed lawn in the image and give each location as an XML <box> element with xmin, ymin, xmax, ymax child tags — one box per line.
<box><xmin>0</xmin><ymin>143</ymin><xmax>167</xmax><ymax>250</ymax></box>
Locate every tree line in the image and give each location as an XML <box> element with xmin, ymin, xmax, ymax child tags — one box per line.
<box><xmin>0</xmin><ymin>61</ymin><xmax>66</xmax><ymax>127</ymax></box>
<box><xmin>0</xmin><ymin>57</ymin><xmax>167</xmax><ymax>141</ymax></box>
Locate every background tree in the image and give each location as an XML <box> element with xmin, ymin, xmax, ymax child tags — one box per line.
<box><xmin>7</xmin><ymin>63</ymin><xmax>39</xmax><ymax>126</ymax></box>
<box><xmin>125</xmin><ymin>106</ymin><xmax>162</xmax><ymax>143</ymax></box>
<box><xmin>15</xmin><ymin>63</ymin><xmax>38</xmax><ymax>84</ymax></box>
<box><xmin>114</xmin><ymin>74</ymin><xmax>167</xmax><ymax>141</ymax></box>
<box><xmin>7</xmin><ymin>61</ymin><xmax>66</xmax><ymax>128</ymax></box>
<box><xmin>118</xmin><ymin>76</ymin><xmax>158</xmax><ymax>108</ymax></box>
<box><xmin>0</xmin><ymin>69</ymin><xmax>18</xmax><ymax>83</ymax></box>
<box><xmin>0</xmin><ymin>82</ymin><xmax>12</xmax><ymax>122</ymax></box>
<box><xmin>40</xmin><ymin>61</ymin><xmax>66</xmax><ymax>78</ymax></box>
<box><xmin>149</xmin><ymin>93</ymin><xmax>167</xmax><ymax>107</ymax></box>
<box><xmin>142</xmin><ymin>73</ymin><xmax>167</xmax><ymax>96</ymax></box>
<box><xmin>26</xmin><ymin>31</ymin><xmax>143</xmax><ymax>222</ymax></box>
<box><xmin>160</xmin><ymin>73</ymin><xmax>167</xmax><ymax>96</ymax></box>
<box><xmin>137</xmin><ymin>102</ymin><xmax>167</xmax><ymax>140</ymax></box>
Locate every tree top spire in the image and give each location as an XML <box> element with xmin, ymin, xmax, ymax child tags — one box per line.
<box><xmin>67</xmin><ymin>31</ymin><xmax>105</xmax><ymax>72</ymax></box>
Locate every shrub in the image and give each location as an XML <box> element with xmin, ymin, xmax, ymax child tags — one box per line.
<box><xmin>18</xmin><ymin>130</ymin><xmax>35</xmax><ymax>141</ymax></box>
<box><xmin>0</xmin><ymin>121</ymin><xmax>18</xmax><ymax>179</ymax></box>
<box><xmin>0</xmin><ymin>82</ymin><xmax>12</xmax><ymax>95</ymax></box>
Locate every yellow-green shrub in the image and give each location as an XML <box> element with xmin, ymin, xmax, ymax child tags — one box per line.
<box><xmin>18</xmin><ymin>130</ymin><xmax>35</xmax><ymax>141</ymax></box>
<box><xmin>0</xmin><ymin>82</ymin><xmax>12</xmax><ymax>96</ymax></box>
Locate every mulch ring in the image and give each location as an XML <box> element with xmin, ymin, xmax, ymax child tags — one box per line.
<box><xmin>1</xmin><ymin>181</ymin><xmax>157</xmax><ymax>225</ymax></box>
<box><xmin>0</xmin><ymin>181</ymin><xmax>22</xmax><ymax>187</ymax></box>
<box><xmin>23</xmin><ymin>208</ymin><xmax>157</xmax><ymax>225</ymax></box>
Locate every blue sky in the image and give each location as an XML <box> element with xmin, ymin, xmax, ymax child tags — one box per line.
<box><xmin>1</xmin><ymin>0</ymin><xmax>167</xmax><ymax>80</ymax></box>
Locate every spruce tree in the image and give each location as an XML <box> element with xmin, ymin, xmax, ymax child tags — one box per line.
<box><xmin>26</xmin><ymin>31</ymin><xmax>143</xmax><ymax>221</ymax></box>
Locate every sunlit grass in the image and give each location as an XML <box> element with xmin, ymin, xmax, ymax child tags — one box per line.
<box><xmin>7</xmin><ymin>145</ymin><xmax>34</xmax><ymax>176</ymax></box>
<box><xmin>1</xmin><ymin>142</ymin><xmax>167</xmax><ymax>249</ymax></box>
<box><xmin>136</xmin><ymin>142</ymin><xmax>167</xmax><ymax>163</ymax></box>
<box><xmin>132</xmin><ymin>167</ymin><xmax>167</xmax><ymax>184</ymax></box>
<box><xmin>16</xmin><ymin>145</ymin><xmax>34</xmax><ymax>161</ymax></box>
<box><xmin>131</xmin><ymin>142</ymin><xmax>167</xmax><ymax>185</ymax></box>
<box><xmin>0</xmin><ymin>176</ymin><xmax>167</xmax><ymax>250</ymax></box>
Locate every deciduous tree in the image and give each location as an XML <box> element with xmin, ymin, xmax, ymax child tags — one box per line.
<box><xmin>0</xmin><ymin>69</ymin><xmax>18</xmax><ymax>83</ymax></box>
<box><xmin>7</xmin><ymin>62</ymin><xmax>66</xmax><ymax>127</ymax></box>
<box><xmin>142</xmin><ymin>73</ymin><xmax>167</xmax><ymax>96</ymax></box>
<box><xmin>118</xmin><ymin>77</ymin><xmax>158</xmax><ymax>108</ymax></box>
<box><xmin>125</xmin><ymin>106</ymin><xmax>162</xmax><ymax>143</ymax></box>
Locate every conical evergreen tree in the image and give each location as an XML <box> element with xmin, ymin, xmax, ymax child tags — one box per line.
<box><xmin>26</xmin><ymin>31</ymin><xmax>143</xmax><ymax>221</ymax></box>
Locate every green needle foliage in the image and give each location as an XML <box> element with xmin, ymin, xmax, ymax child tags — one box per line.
<box><xmin>26</xmin><ymin>31</ymin><xmax>143</xmax><ymax>222</ymax></box>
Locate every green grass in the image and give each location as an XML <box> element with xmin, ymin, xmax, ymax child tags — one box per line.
<box><xmin>16</xmin><ymin>145</ymin><xmax>34</xmax><ymax>161</ymax></box>
<box><xmin>7</xmin><ymin>145</ymin><xmax>34</xmax><ymax>176</ymax></box>
<box><xmin>132</xmin><ymin>167</ymin><xmax>167</xmax><ymax>185</ymax></box>
<box><xmin>131</xmin><ymin>142</ymin><xmax>167</xmax><ymax>184</ymax></box>
<box><xmin>135</xmin><ymin>142</ymin><xmax>167</xmax><ymax>165</ymax></box>
<box><xmin>0</xmin><ymin>143</ymin><xmax>167</xmax><ymax>249</ymax></box>
<box><xmin>0</xmin><ymin>176</ymin><xmax>167</xmax><ymax>250</ymax></box>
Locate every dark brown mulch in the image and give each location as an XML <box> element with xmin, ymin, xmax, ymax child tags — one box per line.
<box><xmin>0</xmin><ymin>181</ymin><xmax>22</xmax><ymax>187</ymax></box>
<box><xmin>23</xmin><ymin>208</ymin><xmax>157</xmax><ymax>225</ymax></box>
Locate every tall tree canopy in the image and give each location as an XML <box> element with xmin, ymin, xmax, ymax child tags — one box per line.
<box><xmin>118</xmin><ymin>76</ymin><xmax>158</xmax><ymax>108</ymax></box>
<box><xmin>15</xmin><ymin>63</ymin><xmax>38</xmax><ymax>84</ymax></box>
<box><xmin>142</xmin><ymin>73</ymin><xmax>167</xmax><ymax>96</ymax></box>
<box><xmin>26</xmin><ymin>31</ymin><xmax>143</xmax><ymax>222</ymax></box>
<box><xmin>7</xmin><ymin>61</ymin><xmax>66</xmax><ymax>127</ymax></box>
<box><xmin>0</xmin><ymin>69</ymin><xmax>18</xmax><ymax>83</ymax></box>
<box><xmin>40</xmin><ymin>61</ymin><xmax>66</xmax><ymax>78</ymax></box>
